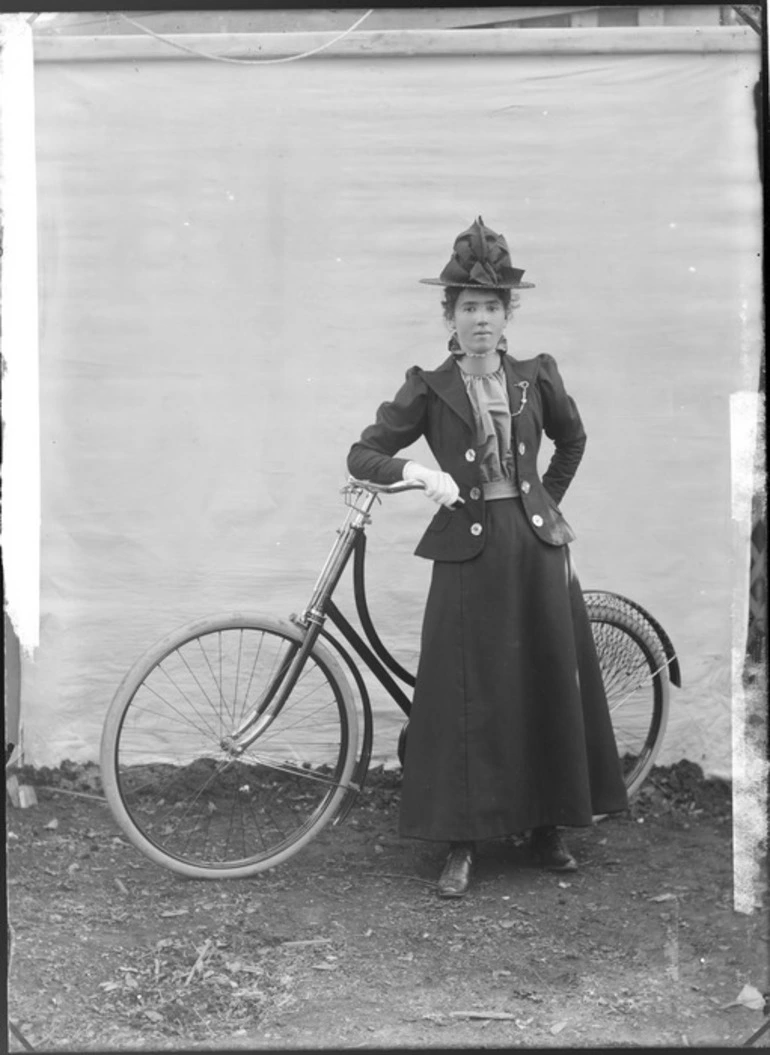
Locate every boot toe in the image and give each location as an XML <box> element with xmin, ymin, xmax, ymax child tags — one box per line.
<box><xmin>530</xmin><ymin>828</ymin><xmax>578</xmax><ymax>872</ymax></box>
<box><xmin>437</xmin><ymin>845</ymin><xmax>476</xmax><ymax>898</ymax></box>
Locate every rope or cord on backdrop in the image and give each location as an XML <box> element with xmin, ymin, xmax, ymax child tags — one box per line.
<box><xmin>117</xmin><ymin>10</ymin><xmax>374</xmax><ymax>65</ymax></box>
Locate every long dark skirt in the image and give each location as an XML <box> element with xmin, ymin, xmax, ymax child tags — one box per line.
<box><xmin>399</xmin><ymin>497</ymin><xmax>629</xmax><ymax>842</ymax></box>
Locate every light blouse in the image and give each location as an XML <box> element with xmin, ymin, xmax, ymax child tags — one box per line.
<box><xmin>459</xmin><ymin>365</ymin><xmax>520</xmax><ymax>500</ymax></box>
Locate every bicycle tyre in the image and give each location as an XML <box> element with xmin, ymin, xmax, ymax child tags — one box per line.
<box><xmin>586</xmin><ymin>599</ymin><xmax>670</xmax><ymax>797</ymax></box>
<box><xmin>100</xmin><ymin>614</ymin><xmax>358</xmax><ymax>879</ymax></box>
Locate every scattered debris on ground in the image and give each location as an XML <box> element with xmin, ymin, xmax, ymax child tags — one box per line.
<box><xmin>7</xmin><ymin>759</ymin><xmax>768</xmax><ymax>1050</ymax></box>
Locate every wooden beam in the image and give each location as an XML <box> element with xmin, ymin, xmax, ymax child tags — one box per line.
<box><xmin>32</xmin><ymin>25</ymin><xmax>759</xmax><ymax>62</ymax></box>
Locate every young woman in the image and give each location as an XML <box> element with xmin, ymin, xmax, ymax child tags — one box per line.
<box><xmin>347</xmin><ymin>217</ymin><xmax>628</xmax><ymax>898</ymax></box>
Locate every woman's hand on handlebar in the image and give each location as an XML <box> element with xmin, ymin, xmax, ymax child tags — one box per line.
<box><xmin>403</xmin><ymin>461</ymin><xmax>462</xmax><ymax>508</ymax></box>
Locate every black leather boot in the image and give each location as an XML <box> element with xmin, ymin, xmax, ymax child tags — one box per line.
<box><xmin>437</xmin><ymin>841</ymin><xmax>476</xmax><ymax>898</ymax></box>
<box><xmin>530</xmin><ymin>826</ymin><xmax>578</xmax><ymax>872</ymax></box>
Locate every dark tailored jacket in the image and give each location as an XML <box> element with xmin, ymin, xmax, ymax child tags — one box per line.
<box><xmin>347</xmin><ymin>352</ymin><xmax>587</xmax><ymax>562</ymax></box>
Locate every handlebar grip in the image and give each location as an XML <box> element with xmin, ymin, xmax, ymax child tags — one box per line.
<box><xmin>347</xmin><ymin>476</ymin><xmax>465</xmax><ymax>506</ymax></box>
<box><xmin>348</xmin><ymin>477</ymin><xmax>424</xmax><ymax>494</ymax></box>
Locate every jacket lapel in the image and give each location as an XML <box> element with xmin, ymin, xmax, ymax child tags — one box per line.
<box><xmin>421</xmin><ymin>355</ymin><xmax>475</xmax><ymax>432</ymax></box>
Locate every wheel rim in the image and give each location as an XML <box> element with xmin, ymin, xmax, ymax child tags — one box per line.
<box><xmin>591</xmin><ymin>617</ymin><xmax>665</xmax><ymax>793</ymax></box>
<box><xmin>110</xmin><ymin>625</ymin><xmax>351</xmax><ymax>871</ymax></box>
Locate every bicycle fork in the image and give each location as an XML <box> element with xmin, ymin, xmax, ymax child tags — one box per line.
<box><xmin>219</xmin><ymin>629</ymin><xmax>321</xmax><ymax>755</ymax></box>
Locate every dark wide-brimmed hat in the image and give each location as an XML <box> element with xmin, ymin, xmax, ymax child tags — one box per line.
<box><xmin>420</xmin><ymin>216</ymin><xmax>535</xmax><ymax>290</ymax></box>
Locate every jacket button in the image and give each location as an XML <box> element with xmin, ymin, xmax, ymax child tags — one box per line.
<box><xmin>532</xmin><ymin>514</ymin><xmax>544</xmax><ymax>527</ymax></box>
<box><xmin>470</xmin><ymin>522</ymin><xmax>483</xmax><ymax>536</ymax></box>
<box><xmin>470</xmin><ymin>487</ymin><xmax>481</xmax><ymax>500</ymax></box>
<box><xmin>465</xmin><ymin>448</ymin><xmax>476</xmax><ymax>462</ymax></box>
<box><xmin>518</xmin><ymin>442</ymin><xmax>526</xmax><ymax>455</ymax></box>
<box><xmin>521</xmin><ymin>480</ymin><xmax>531</xmax><ymax>494</ymax></box>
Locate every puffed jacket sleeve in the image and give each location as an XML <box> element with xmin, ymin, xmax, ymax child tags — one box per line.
<box><xmin>538</xmin><ymin>353</ymin><xmax>587</xmax><ymax>505</ymax></box>
<box><xmin>347</xmin><ymin>366</ymin><xmax>429</xmax><ymax>485</ymax></box>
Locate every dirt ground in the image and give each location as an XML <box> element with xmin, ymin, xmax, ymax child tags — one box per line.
<box><xmin>5</xmin><ymin>759</ymin><xmax>769</xmax><ymax>1051</ymax></box>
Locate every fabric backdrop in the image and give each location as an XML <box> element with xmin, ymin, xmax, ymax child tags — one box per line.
<box><xmin>23</xmin><ymin>34</ymin><xmax>762</xmax><ymax>776</ymax></box>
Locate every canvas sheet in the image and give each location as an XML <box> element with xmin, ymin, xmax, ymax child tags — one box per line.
<box><xmin>22</xmin><ymin>41</ymin><xmax>762</xmax><ymax>776</ymax></box>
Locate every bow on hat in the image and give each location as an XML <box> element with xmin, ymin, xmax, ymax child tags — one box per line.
<box><xmin>420</xmin><ymin>216</ymin><xmax>535</xmax><ymax>289</ymax></box>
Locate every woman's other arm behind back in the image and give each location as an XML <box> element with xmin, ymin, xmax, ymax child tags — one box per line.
<box><xmin>538</xmin><ymin>353</ymin><xmax>587</xmax><ymax>505</ymax></box>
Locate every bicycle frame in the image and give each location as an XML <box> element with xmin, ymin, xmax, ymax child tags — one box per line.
<box><xmin>225</xmin><ymin>480</ymin><xmax>419</xmax><ymax>762</ymax></box>
<box><xmin>299</xmin><ymin>481</ymin><xmax>419</xmax><ymax>712</ymax></box>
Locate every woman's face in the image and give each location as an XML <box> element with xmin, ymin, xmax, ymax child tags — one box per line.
<box><xmin>451</xmin><ymin>289</ymin><xmax>507</xmax><ymax>356</ymax></box>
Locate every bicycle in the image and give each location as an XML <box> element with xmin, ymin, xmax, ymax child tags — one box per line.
<box><xmin>100</xmin><ymin>478</ymin><xmax>681</xmax><ymax>880</ymax></box>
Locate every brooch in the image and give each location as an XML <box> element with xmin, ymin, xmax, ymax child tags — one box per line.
<box><xmin>511</xmin><ymin>381</ymin><xmax>529</xmax><ymax>417</ymax></box>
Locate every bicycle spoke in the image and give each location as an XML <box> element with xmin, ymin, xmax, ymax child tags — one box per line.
<box><xmin>137</xmin><ymin>675</ymin><xmax>222</xmax><ymax>744</ymax></box>
<box><xmin>159</xmin><ymin>655</ymin><xmax>226</xmax><ymax>740</ymax></box>
<box><xmin>231</xmin><ymin>652</ymin><xmax>293</xmax><ymax>733</ymax></box>
<box><xmin>237</xmin><ymin>630</ymin><xmax>267</xmax><ymax>728</ymax></box>
<box><xmin>194</xmin><ymin>635</ymin><xmax>237</xmax><ymax>728</ymax></box>
<box><xmin>233</xmin><ymin>631</ymin><xmax>244</xmax><ymax>727</ymax></box>
<box><xmin>587</xmin><ymin>604</ymin><xmax>670</xmax><ymax>797</ymax></box>
<box><xmin>253</xmin><ymin>698</ymin><xmax>342</xmax><ymax>744</ymax></box>
<box><xmin>106</xmin><ymin>620</ymin><xmax>356</xmax><ymax>875</ymax></box>
<box><xmin>239</xmin><ymin>786</ymin><xmax>291</xmax><ymax>852</ymax></box>
<box><xmin>237</xmin><ymin>641</ymin><xmax>303</xmax><ymax>725</ymax></box>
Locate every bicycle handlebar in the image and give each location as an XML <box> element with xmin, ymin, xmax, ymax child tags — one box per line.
<box><xmin>347</xmin><ymin>477</ymin><xmax>425</xmax><ymax>495</ymax></box>
<box><xmin>346</xmin><ymin>476</ymin><xmax>465</xmax><ymax>506</ymax></box>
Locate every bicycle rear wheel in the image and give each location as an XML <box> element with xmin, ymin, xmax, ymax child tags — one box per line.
<box><xmin>100</xmin><ymin>615</ymin><xmax>358</xmax><ymax>879</ymax></box>
<box><xmin>586</xmin><ymin>599</ymin><xmax>670</xmax><ymax>797</ymax></box>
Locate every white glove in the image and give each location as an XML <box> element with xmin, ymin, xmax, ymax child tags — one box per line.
<box><xmin>403</xmin><ymin>461</ymin><xmax>461</xmax><ymax>508</ymax></box>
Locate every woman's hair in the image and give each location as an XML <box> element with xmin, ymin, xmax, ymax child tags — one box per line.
<box><xmin>441</xmin><ymin>286</ymin><xmax>520</xmax><ymax>322</ymax></box>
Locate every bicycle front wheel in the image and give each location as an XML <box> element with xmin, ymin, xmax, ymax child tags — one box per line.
<box><xmin>586</xmin><ymin>599</ymin><xmax>670</xmax><ymax>797</ymax></box>
<box><xmin>100</xmin><ymin>615</ymin><xmax>358</xmax><ymax>879</ymax></box>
